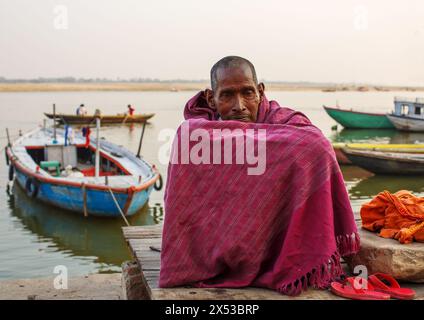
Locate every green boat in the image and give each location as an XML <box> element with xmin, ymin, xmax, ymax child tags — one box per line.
<box><xmin>323</xmin><ymin>105</ymin><xmax>395</xmax><ymax>129</ymax></box>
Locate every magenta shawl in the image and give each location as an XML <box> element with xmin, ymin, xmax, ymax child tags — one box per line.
<box><xmin>159</xmin><ymin>91</ymin><xmax>359</xmax><ymax>295</ymax></box>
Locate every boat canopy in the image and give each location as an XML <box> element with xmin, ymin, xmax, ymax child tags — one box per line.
<box><xmin>394</xmin><ymin>96</ymin><xmax>416</xmax><ymax>103</ymax></box>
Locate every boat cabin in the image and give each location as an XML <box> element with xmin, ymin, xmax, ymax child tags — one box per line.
<box><xmin>393</xmin><ymin>97</ymin><xmax>424</xmax><ymax>119</ymax></box>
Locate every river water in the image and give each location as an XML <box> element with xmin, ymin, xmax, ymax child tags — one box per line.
<box><xmin>0</xmin><ymin>90</ymin><xmax>423</xmax><ymax>279</ymax></box>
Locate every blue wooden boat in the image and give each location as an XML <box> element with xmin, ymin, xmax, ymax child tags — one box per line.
<box><xmin>5</xmin><ymin>127</ymin><xmax>161</xmax><ymax>217</ymax></box>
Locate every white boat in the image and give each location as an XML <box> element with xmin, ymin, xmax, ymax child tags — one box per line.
<box><xmin>387</xmin><ymin>97</ymin><xmax>424</xmax><ymax>132</ymax></box>
<box><xmin>5</xmin><ymin>125</ymin><xmax>162</xmax><ymax>217</ymax></box>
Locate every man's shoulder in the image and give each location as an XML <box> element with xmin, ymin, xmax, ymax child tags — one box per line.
<box><xmin>269</xmin><ymin>104</ymin><xmax>312</xmax><ymax>127</ymax></box>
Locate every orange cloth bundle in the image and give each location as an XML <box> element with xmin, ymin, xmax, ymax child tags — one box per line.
<box><xmin>361</xmin><ymin>190</ymin><xmax>424</xmax><ymax>244</ymax></box>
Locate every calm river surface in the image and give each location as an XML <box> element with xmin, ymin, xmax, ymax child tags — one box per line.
<box><xmin>1</xmin><ymin>90</ymin><xmax>423</xmax><ymax>279</ymax></box>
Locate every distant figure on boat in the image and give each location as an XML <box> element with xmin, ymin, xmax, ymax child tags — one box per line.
<box><xmin>160</xmin><ymin>56</ymin><xmax>359</xmax><ymax>296</ymax></box>
<box><xmin>127</xmin><ymin>104</ymin><xmax>135</xmax><ymax>116</ymax></box>
<box><xmin>76</xmin><ymin>104</ymin><xmax>88</xmax><ymax>116</ymax></box>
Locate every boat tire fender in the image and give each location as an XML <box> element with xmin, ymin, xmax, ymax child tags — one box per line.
<box><xmin>154</xmin><ymin>174</ymin><xmax>163</xmax><ymax>191</ymax></box>
<box><xmin>25</xmin><ymin>177</ymin><xmax>39</xmax><ymax>198</ymax></box>
<box><xmin>8</xmin><ymin>165</ymin><xmax>14</xmax><ymax>181</ymax></box>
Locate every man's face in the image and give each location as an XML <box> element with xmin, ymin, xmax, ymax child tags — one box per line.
<box><xmin>207</xmin><ymin>65</ymin><xmax>264</xmax><ymax>123</ymax></box>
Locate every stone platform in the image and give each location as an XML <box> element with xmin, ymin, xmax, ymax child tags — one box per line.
<box><xmin>345</xmin><ymin>227</ymin><xmax>424</xmax><ymax>283</ymax></box>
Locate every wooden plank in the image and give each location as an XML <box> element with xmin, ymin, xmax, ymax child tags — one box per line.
<box><xmin>143</xmin><ymin>270</ymin><xmax>160</xmax><ymax>289</ymax></box>
<box><xmin>123</xmin><ymin>225</ymin><xmax>163</xmax><ymax>240</ymax></box>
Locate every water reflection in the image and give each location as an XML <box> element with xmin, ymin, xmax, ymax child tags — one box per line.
<box><xmin>340</xmin><ymin>165</ymin><xmax>424</xmax><ymax>214</ymax></box>
<box><xmin>7</xmin><ymin>183</ymin><xmax>163</xmax><ymax>270</ymax></box>
<box><xmin>349</xmin><ymin>175</ymin><xmax>424</xmax><ymax>199</ymax></box>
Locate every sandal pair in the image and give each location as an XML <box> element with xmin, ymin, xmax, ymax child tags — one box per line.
<box><xmin>331</xmin><ymin>273</ymin><xmax>415</xmax><ymax>300</ymax></box>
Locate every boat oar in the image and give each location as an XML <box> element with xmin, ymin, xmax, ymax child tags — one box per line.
<box><xmin>122</xmin><ymin>113</ymin><xmax>129</xmax><ymax>124</ymax></box>
<box><xmin>53</xmin><ymin>104</ymin><xmax>58</xmax><ymax>144</ymax></box>
<box><xmin>108</xmin><ymin>188</ymin><xmax>130</xmax><ymax>226</ymax></box>
<box><xmin>136</xmin><ymin>121</ymin><xmax>146</xmax><ymax>158</ymax></box>
<box><xmin>5</xmin><ymin>128</ymin><xmax>11</xmax><ymax>147</ymax></box>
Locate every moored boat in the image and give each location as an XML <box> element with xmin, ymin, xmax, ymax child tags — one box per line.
<box><xmin>323</xmin><ymin>105</ymin><xmax>394</xmax><ymax>129</ymax></box>
<box><xmin>341</xmin><ymin>147</ymin><xmax>424</xmax><ymax>175</ymax></box>
<box><xmin>44</xmin><ymin>113</ymin><xmax>155</xmax><ymax>125</ymax></box>
<box><xmin>332</xmin><ymin>142</ymin><xmax>424</xmax><ymax>165</ymax></box>
<box><xmin>5</xmin><ymin>126</ymin><xmax>161</xmax><ymax>217</ymax></box>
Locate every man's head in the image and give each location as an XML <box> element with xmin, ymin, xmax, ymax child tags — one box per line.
<box><xmin>206</xmin><ymin>56</ymin><xmax>265</xmax><ymax>122</ymax></box>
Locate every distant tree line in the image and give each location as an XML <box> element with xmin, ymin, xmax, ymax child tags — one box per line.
<box><xmin>0</xmin><ymin>76</ymin><xmax>405</xmax><ymax>88</ymax></box>
<box><xmin>0</xmin><ymin>76</ymin><xmax>340</xmax><ymax>86</ymax></box>
<box><xmin>0</xmin><ymin>76</ymin><xmax>210</xmax><ymax>83</ymax></box>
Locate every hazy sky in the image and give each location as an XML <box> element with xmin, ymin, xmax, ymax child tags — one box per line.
<box><xmin>1</xmin><ymin>0</ymin><xmax>424</xmax><ymax>85</ymax></box>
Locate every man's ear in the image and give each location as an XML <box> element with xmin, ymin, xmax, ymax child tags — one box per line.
<box><xmin>205</xmin><ymin>89</ymin><xmax>216</xmax><ymax>109</ymax></box>
<box><xmin>258</xmin><ymin>83</ymin><xmax>265</xmax><ymax>101</ymax></box>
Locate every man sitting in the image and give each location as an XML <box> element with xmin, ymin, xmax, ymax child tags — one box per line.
<box><xmin>76</xmin><ymin>104</ymin><xmax>87</xmax><ymax>116</ymax></box>
<box><xmin>159</xmin><ymin>56</ymin><xmax>359</xmax><ymax>296</ymax></box>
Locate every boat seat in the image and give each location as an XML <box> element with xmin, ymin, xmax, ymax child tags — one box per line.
<box><xmin>40</xmin><ymin>160</ymin><xmax>61</xmax><ymax>177</ymax></box>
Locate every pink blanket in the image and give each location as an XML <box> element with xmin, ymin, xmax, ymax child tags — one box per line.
<box><xmin>159</xmin><ymin>91</ymin><xmax>359</xmax><ymax>295</ymax></box>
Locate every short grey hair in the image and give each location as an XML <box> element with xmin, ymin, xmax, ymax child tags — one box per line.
<box><xmin>210</xmin><ymin>56</ymin><xmax>258</xmax><ymax>91</ymax></box>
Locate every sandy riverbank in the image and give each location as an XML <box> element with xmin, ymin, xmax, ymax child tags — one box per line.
<box><xmin>0</xmin><ymin>273</ymin><xmax>122</xmax><ymax>300</ymax></box>
<box><xmin>1</xmin><ymin>82</ymin><xmax>424</xmax><ymax>92</ymax></box>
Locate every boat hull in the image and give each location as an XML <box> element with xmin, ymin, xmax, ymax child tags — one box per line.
<box><xmin>387</xmin><ymin>114</ymin><xmax>424</xmax><ymax>132</ymax></box>
<box><xmin>13</xmin><ymin>167</ymin><xmax>153</xmax><ymax>217</ymax></box>
<box><xmin>324</xmin><ymin>106</ymin><xmax>394</xmax><ymax>129</ymax></box>
<box><xmin>333</xmin><ymin>147</ymin><xmax>352</xmax><ymax>165</ymax></box>
<box><xmin>44</xmin><ymin>113</ymin><xmax>155</xmax><ymax>125</ymax></box>
<box><xmin>342</xmin><ymin>149</ymin><xmax>424</xmax><ymax>175</ymax></box>
<box><xmin>332</xmin><ymin>142</ymin><xmax>424</xmax><ymax>165</ymax></box>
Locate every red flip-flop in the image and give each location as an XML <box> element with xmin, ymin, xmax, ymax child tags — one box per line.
<box><xmin>368</xmin><ymin>273</ymin><xmax>415</xmax><ymax>300</ymax></box>
<box><xmin>330</xmin><ymin>277</ymin><xmax>390</xmax><ymax>300</ymax></box>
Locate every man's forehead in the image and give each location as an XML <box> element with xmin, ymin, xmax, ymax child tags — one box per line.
<box><xmin>215</xmin><ymin>64</ymin><xmax>255</xmax><ymax>86</ymax></box>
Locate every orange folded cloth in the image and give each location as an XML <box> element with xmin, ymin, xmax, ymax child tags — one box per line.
<box><xmin>360</xmin><ymin>190</ymin><xmax>424</xmax><ymax>244</ymax></box>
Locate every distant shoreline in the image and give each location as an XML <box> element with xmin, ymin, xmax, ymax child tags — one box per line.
<box><xmin>1</xmin><ymin>82</ymin><xmax>424</xmax><ymax>92</ymax></box>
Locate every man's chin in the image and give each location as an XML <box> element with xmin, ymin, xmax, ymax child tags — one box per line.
<box><xmin>226</xmin><ymin>116</ymin><xmax>253</xmax><ymax>123</ymax></box>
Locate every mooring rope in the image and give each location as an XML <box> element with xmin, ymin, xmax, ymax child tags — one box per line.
<box><xmin>108</xmin><ymin>187</ymin><xmax>130</xmax><ymax>226</ymax></box>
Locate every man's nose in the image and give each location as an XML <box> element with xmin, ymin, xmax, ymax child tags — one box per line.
<box><xmin>232</xmin><ymin>95</ymin><xmax>246</xmax><ymax>112</ymax></box>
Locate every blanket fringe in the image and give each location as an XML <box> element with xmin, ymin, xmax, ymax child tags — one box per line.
<box><xmin>278</xmin><ymin>232</ymin><xmax>360</xmax><ymax>296</ymax></box>
<box><xmin>336</xmin><ymin>231</ymin><xmax>361</xmax><ymax>257</ymax></box>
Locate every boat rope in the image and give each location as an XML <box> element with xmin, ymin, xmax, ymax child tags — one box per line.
<box><xmin>108</xmin><ymin>187</ymin><xmax>130</xmax><ymax>226</ymax></box>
